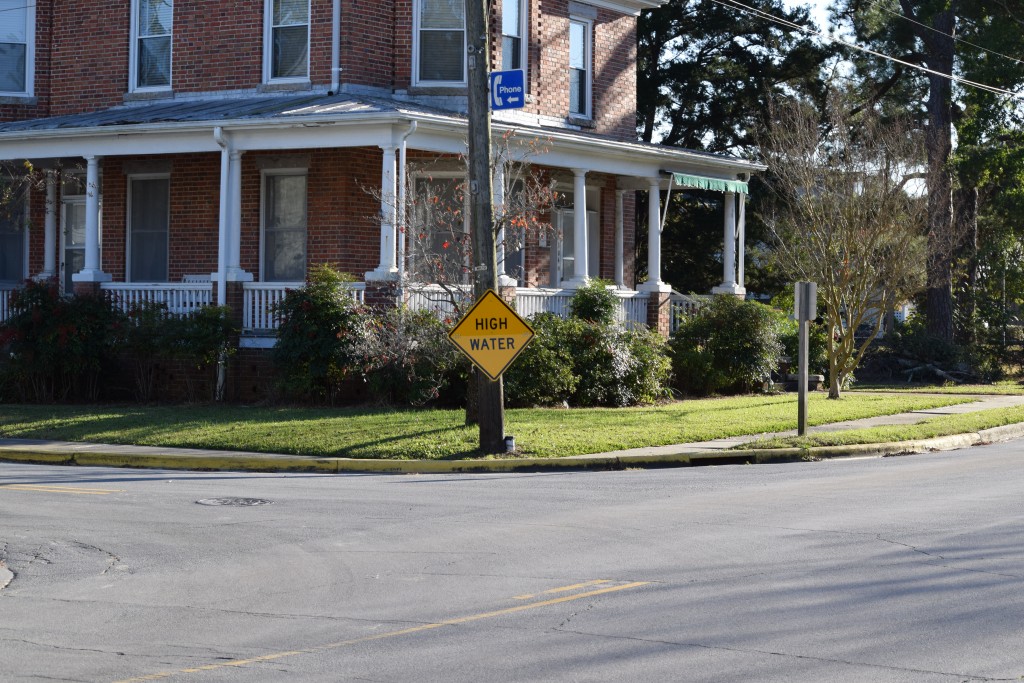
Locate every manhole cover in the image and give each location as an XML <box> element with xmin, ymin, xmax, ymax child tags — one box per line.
<box><xmin>196</xmin><ymin>497</ymin><xmax>273</xmax><ymax>507</ymax></box>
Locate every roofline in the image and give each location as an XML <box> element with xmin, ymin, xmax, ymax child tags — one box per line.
<box><xmin>0</xmin><ymin>108</ymin><xmax>764</xmax><ymax>179</ymax></box>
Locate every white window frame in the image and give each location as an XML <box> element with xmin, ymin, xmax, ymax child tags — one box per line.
<box><xmin>129</xmin><ymin>0</ymin><xmax>173</xmax><ymax>93</ymax></box>
<box><xmin>500</xmin><ymin>0</ymin><xmax>527</xmax><ymax>75</ymax></box>
<box><xmin>259</xmin><ymin>168</ymin><xmax>308</xmax><ymax>282</ymax></box>
<box><xmin>0</xmin><ymin>0</ymin><xmax>35</xmax><ymax>97</ymax></box>
<box><xmin>413</xmin><ymin>0</ymin><xmax>467</xmax><ymax>88</ymax></box>
<box><xmin>263</xmin><ymin>0</ymin><xmax>311</xmax><ymax>84</ymax></box>
<box><xmin>568</xmin><ymin>16</ymin><xmax>592</xmax><ymax>120</ymax></box>
<box><xmin>409</xmin><ymin>171</ymin><xmax>470</xmax><ymax>281</ymax></box>
<box><xmin>126</xmin><ymin>174</ymin><xmax>171</xmax><ymax>283</ymax></box>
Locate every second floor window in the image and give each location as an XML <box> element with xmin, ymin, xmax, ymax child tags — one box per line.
<box><xmin>568</xmin><ymin>18</ymin><xmax>591</xmax><ymax>118</ymax></box>
<box><xmin>416</xmin><ymin>0</ymin><xmax>465</xmax><ymax>85</ymax></box>
<box><xmin>501</xmin><ymin>0</ymin><xmax>524</xmax><ymax>71</ymax></box>
<box><xmin>0</xmin><ymin>0</ymin><xmax>34</xmax><ymax>95</ymax></box>
<box><xmin>133</xmin><ymin>0</ymin><xmax>173</xmax><ymax>90</ymax></box>
<box><xmin>267</xmin><ymin>0</ymin><xmax>310</xmax><ymax>81</ymax></box>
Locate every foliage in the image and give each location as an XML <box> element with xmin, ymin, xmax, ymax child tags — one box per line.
<box><xmin>353</xmin><ymin>306</ymin><xmax>463</xmax><ymax>406</ymax></box>
<box><xmin>670</xmin><ymin>295</ymin><xmax>783</xmax><ymax>396</ymax></box>
<box><xmin>272</xmin><ymin>265</ymin><xmax>365</xmax><ymax>402</ymax></box>
<box><xmin>0</xmin><ymin>278</ymin><xmax>124</xmax><ymax>402</ymax></box>
<box><xmin>504</xmin><ymin>313</ymin><xmax>579</xmax><ymax>407</ymax></box>
<box><xmin>770</xmin><ymin>291</ymin><xmax>829</xmax><ymax>377</ymax></box>
<box><xmin>760</xmin><ymin>92</ymin><xmax>927</xmax><ymax>397</ymax></box>
<box><xmin>505</xmin><ymin>308</ymin><xmax>670</xmax><ymax>408</ymax></box>
<box><xmin>568</xmin><ymin>279</ymin><xmax>618</xmax><ymax>325</ymax></box>
<box><xmin>122</xmin><ymin>301</ymin><xmax>171</xmax><ymax>402</ymax></box>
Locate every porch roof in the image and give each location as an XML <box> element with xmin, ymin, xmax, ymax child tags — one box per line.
<box><xmin>0</xmin><ymin>92</ymin><xmax>764</xmax><ymax>180</ymax></box>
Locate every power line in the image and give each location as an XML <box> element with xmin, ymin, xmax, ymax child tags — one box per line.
<box><xmin>872</xmin><ymin>0</ymin><xmax>1024</xmax><ymax>71</ymax></box>
<box><xmin>710</xmin><ymin>0</ymin><xmax>1024</xmax><ymax>100</ymax></box>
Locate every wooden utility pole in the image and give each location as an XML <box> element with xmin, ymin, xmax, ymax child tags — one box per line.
<box><xmin>465</xmin><ymin>0</ymin><xmax>505</xmax><ymax>453</ymax></box>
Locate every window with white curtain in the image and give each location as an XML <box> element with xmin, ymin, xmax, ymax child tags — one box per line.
<box><xmin>501</xmin><ymin>0</ymin><xmax>525</xmax><ymax>72</ymax></box>
<box><xmin>262</xmin><ymin>172</ymin><xmax>307</xmax><ymax>281</ymax></box>
<box><xmin>415</xmin><ymin>0</ymin><xmax>465</xmax><ymax>85</ymax></box>
<box><xmin>131</xmin><ymin>0</ymin><xmax>173</xmax><ymax>90</ymax></box>
<box><xmin>568</xmin><ymin>17</ymin><xmax>591</xmax><ymax>118</ymax></box>
<box><xmin>266</xmin><ymin>0</ymin><xmax>310</xmax><ymax>81</ymax></box>
<box><xmin>129</xmin><ymin>177</ymin><xmax>170</xmax><ymax>282</ymax></box>
<box><xmin>0</xmin><ymin>0</ymin><xmax>34</xmax><ymax>95</ymax></box>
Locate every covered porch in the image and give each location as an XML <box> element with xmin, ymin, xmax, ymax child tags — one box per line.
<box><xmin>0</xmin><ymin>93</ymin><xmax>762</xmax><ymax>336</ymax></box>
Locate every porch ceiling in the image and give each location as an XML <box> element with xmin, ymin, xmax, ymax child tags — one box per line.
<box><xmin>0</xmin><ymin>92</ymin><xmax>764</xmax><ymax>181</ymax></box>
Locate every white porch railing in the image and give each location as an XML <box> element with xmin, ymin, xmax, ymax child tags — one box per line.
<box><xmin>403</xmin><ymin>284</ymin><xmax>473</xmax><ymax>321</ymax></box>
<box><xmin>514</xmin><ymin>288</ymin><xmax>573</xmax><ymax>320</ymax></box>
<box><xmin>614</xmin><ymin>290</ymin><xmax>650</xmax><ymax>329</ymax></box>
<box><xmin>242</xmin><ymin>281</ymin><xmax>366</xmax><ymax>331</ymax></box>
<box><xmin>101</xmin><ymin>282</ymin><xmax>213</xmax><ymax>316</ymax></box>
<box><xmin>0</xmin><ymin>286</ymin><xmax>17</xmax><ymax>323</ymax></box>
<box><xmin>670</xmin><ymin>290</ymin><xmax>708</xmax><ymax>333</ymax></box>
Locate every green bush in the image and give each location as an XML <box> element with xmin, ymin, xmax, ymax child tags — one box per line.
<box><xmin>568</xmin><ymin>279</ymin><xmax>618</xmax><ymax>325</ymax></box>
<box><xmin>272</xmin><ymin>265</ymin><xmax>365</xmax><ymax>402</ymax></box>
<box><xmin>504</xmin><ymin>312</ymin><xmax>579</xmax><ymax>406</ymax></box>
<box><xmin>505</xmin><ymin>306</ymin><xmax>671</xmax><ymax>408</ymax></box>
<box><xmin>670</xmin><ymin>295</ymin><xmax>783</xmax><ymax>396</ymax></box>
<box><xmin>0</xmin><ymin>278</ymin><xmax>124</xmax><ymax>402</ymax></box>
<box><xmin>353</xmin><ymin>306</ymin><xmax>462</xmax><ymax>405</ymax></box>
<box><xmin>774</xmin><ymin>309</ymin><xmax>829</xmax><ymax>377</ymax></box>
<box><xmin>122</xmin><ymin>301</ymin><xmax>172</xmax><ymax>402</ymax></box>
<box><xmin>169</xmin><ymin>305</ymin><xmax>237</xmax><ymax>401</ymax></box>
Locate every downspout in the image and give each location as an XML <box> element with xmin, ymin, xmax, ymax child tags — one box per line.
<box><xmin>213</xmin><ymin>126</ymin><xmax>231</xmax><ymax>402</ymax></box>
<box><xmin>331</xmin><ymin>0</ymin><xmax>342</xmax><ymax>94</ymax></box>
<box><xmin>396</xmin><ymin>120</ymin><xmax>418</xmax><ymax>287</ymax></box>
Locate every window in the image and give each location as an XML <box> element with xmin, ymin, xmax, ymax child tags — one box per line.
<box><xmin>568</xmin><ymin>18</ymin><xmax>591</xmax><ymax>118</ymax></box>
<box><xmin>132</xmin><ymin>0</ymin><xmax>173</xmax><ymax>91</ymax></box>
<box><xmin>262</xmin><ymin>173</ymin><xmax>307</xmax><ymax>281</ymax></box>
<box><xmin>129</xmin><ymin>177</ymin><xmax>170</xmax><ymax>282</ymax></box>
<box><xmin>266</xmin><ymin>0</ymin><xmax>309</xmax><ymax>81</ymax></box>
<box><xmin>411</xmin><ymin>175</ymin><xmax>467</xmax><ymax>281</ymax></box>
<box><xmin>415</xmin><ymin>0</ymin><xmax>465</xmax><ymax>85</ymax></box>
<box><xmin>501</xmin><ymin>0</ymin><xmax>524</xmax><ymax>72</ymax></box>
<box><xmin>0</xmin><ymin>0</ymin><xmax>34</xmax><ymax>95</ymax></box>
<box><xmin>0</xmin><ymin>196</ymin><xmax>25</xmax><ymax>283</ymax></box>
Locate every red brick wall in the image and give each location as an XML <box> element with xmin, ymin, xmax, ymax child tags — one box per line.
<box><xmin>51</xmin><ymin>1</ymin><xmax>130</xmax><ymax>116</ymax></box>
<box><xmin>240</xmin><ymin>147</ymin><xmax>383</xmax><ymax>280</ymax></box>
<box><xmin>344</xmin><ymin>0</ymin><xmax>400</xmax><ymax>89</ymax></box>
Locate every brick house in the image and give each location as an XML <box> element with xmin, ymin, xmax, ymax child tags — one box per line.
<box><xmin>0</xmin><ymin>0</ymin><xmax>762</xmax><ymax>382</ymax></box>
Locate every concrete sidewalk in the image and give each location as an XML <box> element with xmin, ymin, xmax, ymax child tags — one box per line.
<box><xmin>1</xmin><ymin>394</ymin><xmax>1023</xmax><ymax>474</ymax></box>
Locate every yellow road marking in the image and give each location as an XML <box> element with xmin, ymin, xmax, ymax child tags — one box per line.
<box><xmin>0</xmin><ymin>484</ymin><xmax>125</xmax><ymax>495</ymax></box>
<box><xmin>113</xmin><ymin>581</ymin><xmax>650</xmax><ymax>682</ymax></box>
<box><xmin>513</xmin><ymin>579</ymin><xmax>611</xmax><ymax>600</ymax></box>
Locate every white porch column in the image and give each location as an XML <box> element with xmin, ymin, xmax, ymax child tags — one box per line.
<box><xmin>226</xmin><ymin>150</ymin><xmax>251</xmax><ymax>282</ymax></box>
<box><xmin>639</xmin><ymin>178</ymin><xmax>668</xmax><ymax>292</ymax></box>
<box><xmin>71</xmin><ymin>155</ymin><xmax>110</xmax><ymax>284</ymax></box>
<box><xmin>366</xmin><ymin>144</ymin><xmax>399</xmax><ymax>281</ymax></box>
<box><xmin>565</xmin><ymin>168</ymin><xmax>588</xmax><ymax>287</ymax></box>
<box><xmin>494</xmin><ymin>163</ymin><xmax>516</xmax><ymax>287</ymax></box>
<box><xmin>737</xmin><ymin>192</ymin><xmax>746</xmax><ymax>290</ymax></box>
<box><xmin>614</xmin><ymin>189</ymin><xmax>624</xmax><ymax>289</ymax></box>
<box><xmin>38</xmin><ymin>170</ymin><xmax>57</xmax><ymax>278</ymax></box>
<box><xmin>712</xmin><ymin>191</ymin><xmax>743</xmax><ymax>295</ymax></box>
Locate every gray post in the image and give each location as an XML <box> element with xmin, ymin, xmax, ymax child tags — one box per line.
<box><xmin>794</xmin><ymin>282</ymin><xmax>817</xmax><ymax>436</ymax></box>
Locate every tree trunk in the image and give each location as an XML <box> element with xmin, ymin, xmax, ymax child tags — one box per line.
<box><xmin>916</xmin><ymin>5</ymin><xmax>957</xmax><ymax>343</ymax></box>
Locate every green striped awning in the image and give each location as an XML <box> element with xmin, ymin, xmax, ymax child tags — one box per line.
<box><xmin>672</xmin><ymin>173</ymin><xmax>748</xmax><ymax>195</ymax></box>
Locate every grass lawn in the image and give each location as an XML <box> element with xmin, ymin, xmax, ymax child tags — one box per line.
<box><xmin>744</xmin><ymin>405</ymin><xmax>1024</xmax><ymax>450</ymax></box>
<box><xmin>0</xmin><ymin>392</ymin><xmax>972</xmax><ymax>459</ymax></box>
<box><xmin>851</xmin><ymin>381</ymin><xmax>1024</xmax><ymax>395</ymax></box>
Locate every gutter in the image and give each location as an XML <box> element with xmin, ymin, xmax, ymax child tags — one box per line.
<box><xmin>331</xmin><ymin>0</ymin><xmax>342</xmax><ymax>94</ymax></box>
<box><xmin>212</xmin><ymin>126</ymin><xmax>230</xmax><ymax>308</ymax></box>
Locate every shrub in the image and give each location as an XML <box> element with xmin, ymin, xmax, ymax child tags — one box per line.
<box><xmin>0</xmin><ymin>278</ymin><xmax>125</xmax><ymax>402</ymax></box>
<box><xmin>568</xmin><ymin>279</ymin><xmax>618</xmax><ymax>325</ymax></box>
<box><xmin>504</xmin><ymin>313</ymin><xmax>579</xmax><ymax>406</ymax></box>
<box><xmin>353</xmin><ymin>306</ymin><xmax>462</xmax><ymax>405</ymax></box>
<box><xmin>774</xmin><ymin>308</ymin><xmax>829</xmax><ymax>377</ymax></box>
<box><xmin>169</xmin><ymin>305</ymin><xmax>237</xmax><ymax>401</ymax></box>
<box><xmin>272</xmin><ymin>265</ymin><xmax>365</xmax><ymax>402</ymax></box>
<box><xmin>122</xmin><ymin>301</ymin><xmax>172</xmax><ymax>402</ymax></box>
<box><xmin>670</xmin><ymin>295</ymin><xmax>783</xmax><ymax>396</ymax></box>
<box><xmin>505</xmin><ymin>310</ymin><xmax>671</xmax><ymax>408</ymax></box>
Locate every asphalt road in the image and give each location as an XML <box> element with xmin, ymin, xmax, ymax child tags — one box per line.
<box><xmin>1</xmin><ymin>443</ymin><xmax>1023</xmax><ymax>682</ymax></box>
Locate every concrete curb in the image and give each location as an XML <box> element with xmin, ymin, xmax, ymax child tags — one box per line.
<box><xmin>2</xmin><ymin>421</ymin><xmax>1024</xmax><ymax>474</ymax></box>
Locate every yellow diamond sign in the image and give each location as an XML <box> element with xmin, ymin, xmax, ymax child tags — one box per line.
<box><xmin>448</xmin><ymin>290</ymin><xmax>535</xmax><ymax>381</ymax></box>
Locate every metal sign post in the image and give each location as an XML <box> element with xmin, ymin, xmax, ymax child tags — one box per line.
<box><xmin>794</xmin><ymin>281</ymin><xmax>817</xmax><ymax>437</ymax></box>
